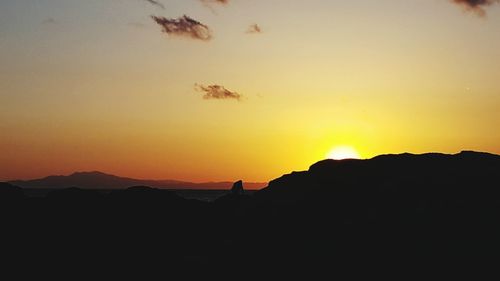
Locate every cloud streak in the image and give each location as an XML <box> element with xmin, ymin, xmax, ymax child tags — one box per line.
<box><xmin>200</xmin><ymin>0</ymin><xmax>229</xmax><ymax>5</ymax></box>
<box><xmin>451</xmin><ymin>0</ymin><xmax>500</xmax><ymax>16</ymax></box>
<box><xmin>42</xmin><ymin>18</ymin><xmax>57</xmax><ymax>25</ymax></box>
<box><xmin>143</xmin><ymin>0</ymin><xmax>165</xmax><ymax>9</ymax></box>
<box><xmin>246</xmin><ymin>24</ymin><xmax>262</xmax><ymax>34</ymax></box>
<box><xmin>151</xmin><ymin>15</ymin><xmax>212</xmax><ymax>41</ymax></box>
<box><xmin>195</xmin><ymin>84</ymin><xmax>242</xmax><ymax>101</ymax></box>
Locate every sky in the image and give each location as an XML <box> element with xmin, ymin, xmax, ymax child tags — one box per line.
<box><xmin>1</xmin><ymin>0</ymin><xmax>500</xmax><ymax>182</ymax></box>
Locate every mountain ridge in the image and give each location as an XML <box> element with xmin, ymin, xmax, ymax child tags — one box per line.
<box><xmin>9</xmin><ymin>171</ymin><xmax>267</xmax><ymax>190</ymax></box>
<box><xmin>6</xmin><ymin>151</ymin><xmax>499</xmax><ymax>191</ymax></box>
<box><xmin>2</xmin><ymin>150</ymin><xmax>500</xmax><ymax>273</ymax></box>
<box><xmin>256</xmin><ymin>150</ymin><xmax>500</xmax><ymax>203</ymax></box>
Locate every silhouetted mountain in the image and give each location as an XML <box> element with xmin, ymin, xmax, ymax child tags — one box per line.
<box><xmin>9</xmin><ymin>171</ymin><xmax>266</xmax><ymax>190</ymax></box>
<box><xmin>3</xmin><ymin>151</ymin><xmax>500</xmax><ymax>277</ymax></box>
<box><xmin>245</xmin><ymin>151</ymin><xmax>500</xmax><ymax>274</ymax></box>
<box><xmin>256</xmin><ymin>151</ymin><xmax>500</xmax><ymax>206</ymax></box>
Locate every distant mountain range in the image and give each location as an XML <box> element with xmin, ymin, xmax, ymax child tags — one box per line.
<box><xmin>9</xmin><ymin>171</ymin><xmax>267</xmax><ymax>190</ymax></box>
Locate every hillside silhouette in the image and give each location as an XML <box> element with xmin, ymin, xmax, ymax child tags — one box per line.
<box><xmin>9</xmin><ymin>171</ymin><xmax>266</xmax><ymax>190</ymax></box>
<box><xmin>1</xmin><ymin>151</ymin><xmax>500</xmax><ymax>277</ymax></box>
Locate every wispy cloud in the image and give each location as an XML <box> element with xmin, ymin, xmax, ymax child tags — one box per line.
<box><xmin>143</xmin><ymin>0</ymin><xmax>165</xmax><ymax>9</ymax></box>
<box><xmin>450</xmin><ymin>0</ymin><xmax>500</xmax><ymax>16</ymax></box>
<box><xmin>42</xmin><ymin>18</ymin><xmax>57</xmax><ymax>25</ymax></box>
<box><xmin>151</xmin><ymin>15</ymin><xmax>212</xmax><ymax>41</ymax></box>
<box><xmin>200</xmin><ymin>0</ymin><xmax>229</xmax><ymax>13</ymax></box>
<box><xmin>128</xmin><ymin>22</ymin><xmax>146</xmax><ymax>29</ymax></box>
<box><xmin>200</xmin><ymin>0</ymin><xmax>229</xmax><ymax>5</ymax></box>
<box><xmin>195</xmin><ymin>84</ymin><xmax>242</xmax><ymax>101</ymax></box>
<box><xmin>246</xmin><ymin>24</ymin><xmax>262</xmax><ymax>34</ymax></box>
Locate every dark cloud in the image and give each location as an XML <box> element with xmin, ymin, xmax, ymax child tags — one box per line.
<box><xmin>195</xmin><ymin>84</ymin><xmax>242</xmax><ymax>100</ymax></box>
<box><xmin>151</xmin><ymin>15</ymin><xmax>212</xmax><ymax>41</ymax></box>
<box><xmin>451</xmin><ymin>0</ymin><xmax>500</xmax><ymax>16</ymax></box>
<box><xmin>143</xmin><ymin>0</ymin><xmax>165</xmax><ymax>9</ymax></box>
<box><xmin>246</xmin><ymin>24</ymin><xmax>262</xmax><ymax>34</ymax></box>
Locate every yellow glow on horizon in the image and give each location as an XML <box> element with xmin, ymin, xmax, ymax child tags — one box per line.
<box><xmin>326</xmin><ymin>146</ymin><xmax>361</xmax><ymax>160</ymax></box>
<box><xmin>1</xmin><ymin>1</ymin><xmax>500</xmax><ymax>182</ymax></box>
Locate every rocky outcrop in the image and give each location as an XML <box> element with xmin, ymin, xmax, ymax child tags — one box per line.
<box><xmin>231</xmin><ymin>180</ymin><xmax>244</xmax><ymax>195</ymax></box>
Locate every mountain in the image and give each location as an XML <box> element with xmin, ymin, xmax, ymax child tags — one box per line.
<box><xmin>3</xmin><ymin>150</ymin><xmax>500</xmax><ymax>275</ymax></box>
<box><xmin>9</xmin><ymin>171</ymin><xmax>267</xmax><ymax>190</ymax></box>
<box><xmin>256</xmin><ymin>150</ymin><xmax>500</xmax><ymax>204</ymax></box>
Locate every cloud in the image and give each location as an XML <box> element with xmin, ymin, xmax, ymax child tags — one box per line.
<box><xmin>42</xmin><ymin>18</ymin><xmax>57</xmax><ymax>25</ymax></box>
<box><xmin>200</xmin><ymin>0</ymin><xmax>229</xmax><ymax>5</ymax></box>
<box><xmin>200</xmin><ymin>0</ymin><xmax>229</xmax><ymax>13</ymax></box>
<box><xmin>195</xmin><ymin>84</ymin><xmax>242</xmax><ymax>100</ymax></box>
<box><xmin>143</xmin><ymin>0</ymin><xmax>165</xmax><ymax>9</ymax></box>
<box><xmin>450</xmin><ymin>0</ymin><xmax>500</xmax><ymax>16</ymax></box>
<box><xmin>151</xmin><ymin>15</ymin><xmax>212</xmax><ymax>41</ymax></box>
<box><xmin>246</xmin><ymin>24</ymin><xmax>262</xmax><ymax>34</ymax></box>
<box><xmin>128</xmin><ymin>22</ymin><xmax>146</xmax><ymax>29</ymax></box>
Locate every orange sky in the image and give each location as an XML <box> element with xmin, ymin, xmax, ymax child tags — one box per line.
<box><xmin>1</xmin><ymin>0</ymin><xmax>499</xmax><ymax>182</ymax></box>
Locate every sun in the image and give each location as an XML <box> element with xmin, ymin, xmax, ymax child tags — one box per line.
<box><xmin>326</xmin><ymin>146</ymin><xmax>361</xmax><ymax>160</ymax></box>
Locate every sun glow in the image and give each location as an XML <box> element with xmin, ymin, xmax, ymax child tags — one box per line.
<box><xmin>327</xmin><ymin>146</ymin><xmax>361</xmax><ymax>160</ymax></box>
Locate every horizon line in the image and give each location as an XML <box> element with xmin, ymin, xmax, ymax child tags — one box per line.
<box><xmin>3</xmin><ymin>150</ymin><xmax>497</xmax><ymax>183</ymax></box>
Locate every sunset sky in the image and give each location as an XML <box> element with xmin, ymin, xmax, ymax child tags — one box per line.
<box><xmin>1</xmin><ymin>0</ymin><xmax>500</xmax><ymax>182</ymax></box>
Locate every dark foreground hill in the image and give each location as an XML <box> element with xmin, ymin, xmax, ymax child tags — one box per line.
<box><xmin>1</xmin><ymin>151</ymin><xmax>500</xmax><ymax>277</ymax></box>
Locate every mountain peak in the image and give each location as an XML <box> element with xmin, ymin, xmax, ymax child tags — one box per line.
<box><xmin>458</xmin><ymin>150</ymin><xmax>499</xmax><ymax>157</ymax></box>
<box><xmin>69</xmin><ymin>171</ymin><xmax>116</xmax><ymax>177</ymax></box>
<box><xmin>10</xmin><ymin>171</ymin><xmax>267</xmax><ymax>190</ymax></box>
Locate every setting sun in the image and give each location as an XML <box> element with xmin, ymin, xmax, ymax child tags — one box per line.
<box><xmin>327</xmin><ymin>146</ymin><xmax>361</xmax><ymax>160</ymax></box>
